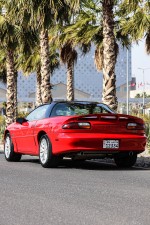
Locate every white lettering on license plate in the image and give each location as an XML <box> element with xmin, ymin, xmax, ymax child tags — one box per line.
<box><xmin>103</xmin><ymin>140</ymin><xmax>119</xmax><ymax>149</ymax></box>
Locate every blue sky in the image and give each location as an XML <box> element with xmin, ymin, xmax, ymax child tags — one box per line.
<box><xmin>132</xmin><ymin>40</ymin><xmax>150</xmax><ymax>90</ymax></box>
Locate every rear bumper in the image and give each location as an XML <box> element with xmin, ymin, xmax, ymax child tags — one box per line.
<box><xmin>52</xmin><ymin>133</ymin><xmax>147</xmax><ymax>155</ymax></box>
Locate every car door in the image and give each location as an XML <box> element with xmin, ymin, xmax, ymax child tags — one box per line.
<box><xmin>14</xmin><ymin>105</ymin><xmax>50</xmax><ymax>154</ymax></box>
<box><xmin>14</xmin><ymin>120</ymin><xmax>37</xmax><ymax>154</ymax></box>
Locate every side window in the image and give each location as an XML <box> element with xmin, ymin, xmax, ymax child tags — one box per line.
<box><xmin>51</xmin><ymin>103</ymin><xmax>74</xmax><ymax>117</ymax></box>
<box><xmin>26</xmin><ymin>105</ymin><xmax>49</xmax><ymax>121</ymax></box>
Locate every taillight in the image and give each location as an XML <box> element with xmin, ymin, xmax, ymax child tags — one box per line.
<box><xmin>127</xmin><ymin>123</ymin><xmax>145</xmax><ymax>130</ymax></box>
<box><xmin>62</xmin><ymin>122</ymin><xmax>91</xmax><ymax>129</ymax></box>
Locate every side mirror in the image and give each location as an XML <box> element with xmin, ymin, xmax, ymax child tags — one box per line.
<box><xmin>16</xmin><ymin>118</ymin><xmax>28</xmax><ymax>125</ymax></box>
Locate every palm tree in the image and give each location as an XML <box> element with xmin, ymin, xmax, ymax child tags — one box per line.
<box><xmin>62</xmin><ymin>0</ymin><xmax>129</xmax><ymax>110</ymax></box>
<box><xmin>18</xmin><ymin>44</ymin><xmax>60</xmax><ymax>107</ymax></box>
<box><xmin>60</xmin><ymin>43</ymin><xmax>77</xmax><ymax>101</ymax></box>
<box><xmin>17</xmin><ymin>48</ymin><xmax>42</xmax><ymax>106</ymax></box>
<box><xmin>37</xmin><ymin>1</ymin><xmax>70</xmax><ymax>104</ymax></box>
<box><xmin>10</xmin><ymin>0</ymin><xmax>70</xmax><ymax>104</ymax></box>
<box><xmin>0</xmin><ymin>1</ymin><xmax>40</xmax><ymax>125</ymax></box>
<box><xmin>102</xmin><ymin>0</ymin><xmax>118</xmax><ymax>110</ymax></box>
<box><xmin>0</xmin><ymin>9</ymin><xmax>18</xmax><ymax>126</ymax></box>
<box><xmin>57</xmin><ymin>0</ymin><xmax>100</xmax><ymax>101</ymax></box>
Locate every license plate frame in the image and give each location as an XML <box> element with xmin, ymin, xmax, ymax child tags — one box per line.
<box><xmin>103</xmin><ymin>140</ymin><xmax>119</xmax><ymax>149</ymax></box>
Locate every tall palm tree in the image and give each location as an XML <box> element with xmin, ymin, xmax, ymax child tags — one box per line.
<box><xmin>10</xmin><ymin>0</ymin><xmax>70</xmax><ymax>104</ymax></box>
<box><xmin>37</xmin><ymin>1</ymin><xmax>70</xmax><ymax>104</ymax></box>
<box><xmin>17</xmin><ymin>48</ymin><xmax>42</xmax><ymax>106</ymax></box>
<box><xmin>5</xmin><ymin>50</ymin><xmax>15</xmax><ymax>126</ymax></box>
<box><xmin>18</xmin><ymin>44</ymin><xmax>60</xmax><ymax>107</ymax></box>
<box><xmin>1</xmin><ymin>1</ymin><xmax>39</xmax><ymax>124</ymax></box>
<box><xmin>102</xmin><ymin>0</ymin><xmax>118</xmax><ymax>110</ymax></box>
<box><xmin>0</xmin><ymin>9</ymin><xmax>18</xmax><ymax>126</ymax></box>
<box><xmin>60</xmin><ymin>43</ymin><xmax>77</xmax><ymax>101</ymax></box>
<box><xmin>57</xmin><ymin>0</ymin><xmax>101</xmax><ymax>102</ymax></box>
<box><xmin>62</xmin><ymin>0</ymin><xmax>129</xmax><ymax>110</ymax></box>
<box><xmin>0</xmin><ymin>0</ymin><xmax>39</xmax><ymax>125</ymax></box>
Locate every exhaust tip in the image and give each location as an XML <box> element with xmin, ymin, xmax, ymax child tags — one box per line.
<box><xmin>129</xmin><ymin>151</ymin><xmax>134</xmax><ymax>156</ymax></box>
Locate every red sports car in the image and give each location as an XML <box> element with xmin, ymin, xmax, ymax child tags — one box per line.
<box><xmin>4</xmin><ymin>101</ymin><xmax>147</xmax><ymax>168</ymax></box>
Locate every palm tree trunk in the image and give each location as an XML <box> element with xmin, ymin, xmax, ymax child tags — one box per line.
<box><xmin>14</xmin><ymin>71</ymin><xmax>18</xmax><ymax>121</ymax></box>
<box><xmin>102</xmin><ymin>0</ymin><xmax>118</xmax><ymax>111</ymax></box>
<box><xmin>6</xmin><ymin>49</ymin><xmax>15</xmax><ymax>127</ymax></box>
<box><xmin>36</xmin><ymin>68</ymin><xmax>42</xmax><ymax>107</ymax></box>
<box><xmin>67</xmin><ymin>61</ymin><xmax>74</xmax><ymax>101</ymax></box>
<box><xmin>39</xmin><ymin>29</ymin><xmax>52</xmax><ymax>104</ymax></box>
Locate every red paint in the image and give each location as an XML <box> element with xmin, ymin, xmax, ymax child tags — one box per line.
<box><xmin>6</xmin><ymin>112</ymin><xmax>147</xmax><ymax>157</ymax></box>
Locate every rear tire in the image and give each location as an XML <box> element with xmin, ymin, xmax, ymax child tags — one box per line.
<box><xmin>39</xmin><ymin>134</ymin><xmax>59</xmax><ymax>168</ymax></box>
<box><xmin>114</xmin><ymin>153</ymin><xmax>137</xmax><ymax>168</ymax></box>
<box><xmin>4</xmin><ymin>133</ymin><xmax>22</xmax><ymax>162</ymax></box>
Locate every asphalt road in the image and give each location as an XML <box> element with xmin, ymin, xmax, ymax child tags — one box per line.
<box><xmin>0</xmin><ymin>153</ymin><xmax>150</xmax><ymax>225</ymax></box>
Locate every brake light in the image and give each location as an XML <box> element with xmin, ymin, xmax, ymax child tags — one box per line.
<box><xmin>62</xmin><ymin>122</ymin><xmax>91</xmax><ymax>129</ymax></box>
<box><xmin>127</xmin><ymin>123</ymin><xmax>145</xmax><ymax>130</ymax></box>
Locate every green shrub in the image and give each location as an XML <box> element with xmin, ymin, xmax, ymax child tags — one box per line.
<box><xmin>17</xmin><ymin>112</ymin><xmax>28</xmax><ymax>118</ymax></box>
<box><xmin>0</xmin><ymin>115</ymin><xmax>6</xmax><ymax>143</ymax></box>
<box><xmin>132</xmin><ymin>113</ymin><xmax>150</xmax><ymax>151</ymax></box>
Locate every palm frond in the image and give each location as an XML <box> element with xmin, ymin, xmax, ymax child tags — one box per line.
<box><xmin>0</xmin><ymin>49</ymin><xmax>6</xmax><ymax>83</ymax></box>
<box><xmin>120</xmin><ymin>7</ymin><xmax>149</xmax><ymax>41</ymax></box>
<box><xmin>80</xmin><ymin>43</ymin><xmax>91</xmax><ymax>55</ymax></box>
<box><xmin>119</xmin><ymin>0</ymin><xmax>143</xmax><ymax>15</ymax></box>
<box><xmin>60</xmin><ymin>43</ymin><xmax>77</xmax><ymax>65</ymax></box>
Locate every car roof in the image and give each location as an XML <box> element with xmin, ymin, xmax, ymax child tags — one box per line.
<box><xmin>39</xmin><ymin>101</ymin><xmax>101</xmax><ymax>107</ymax></box>
<box><xmin>38</xmin><ymin>101</ymin><xmax>106</xmax><ymax>110</ymax></box>
<box><xmin>52</xmin><ymin>100</ymin><xmax>99</xmax><ymax>104</ymax></box>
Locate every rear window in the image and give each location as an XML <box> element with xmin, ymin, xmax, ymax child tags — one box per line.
<box><xmin>51</xmin><ymin>103</ymin><xmax>114</xmax><ymax>117</ymax></box>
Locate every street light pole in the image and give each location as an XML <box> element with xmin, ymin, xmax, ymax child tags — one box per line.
<box><xmin>126</xmin><ymin>49</ymin><xmax>129</xmax><ymax>114</ymax></box>
<box><xmin>138</xmin><ymin>67</ymin><xmax>150</xmax><ymax>115</ymax></box>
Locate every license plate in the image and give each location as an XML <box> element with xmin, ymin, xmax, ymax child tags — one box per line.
<box><xmin>103</xmin><ymin>140</ymin><xmax>119</xmax><ymax>149</ymax></box>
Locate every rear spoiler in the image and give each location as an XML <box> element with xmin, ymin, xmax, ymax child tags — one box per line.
<box><xmin>64</xmin><ymin>113</ymin><xmax>144</xmax><ymax>123</ymax></box>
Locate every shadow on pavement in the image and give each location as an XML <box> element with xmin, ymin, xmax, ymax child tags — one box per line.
<box><xmin>18</xmin><ymin>156</ymin><xmax>150</xmax><ymax>171</ymax></box>
<box><xmin>1</xmin><ymin>151</ymin><xmax>149</xmax><ymax>170</ymax></box>
<box><xmin>59</xmin><ymin>159</ymin><xmax>150</xmax><ymax>171</ymax></box>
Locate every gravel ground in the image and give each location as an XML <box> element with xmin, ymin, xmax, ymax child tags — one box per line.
<box><xmin>93</xmin><ymin>149</ymin><xmax>150</xmax><ymax>168</ymax></box>
<box><xmin>135</xmin><ymin>149</ymin><xmax>150</xmax><ymax>168</ymax></box>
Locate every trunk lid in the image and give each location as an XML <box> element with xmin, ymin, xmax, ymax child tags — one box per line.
<box><xmin>62</xmin><ymin>113</ymin><xmax>145</xmax><ymax>134</ymax></box>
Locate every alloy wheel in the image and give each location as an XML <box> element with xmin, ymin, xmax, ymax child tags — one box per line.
<box><xmin>5</xmin><ymin>136</ymin><xmax>11</xmax><ymax>159</ymax></box>
<box><xmin>40</xmin><ymin>138</ymin><xmax>48</xmax><ymax>164</ymax></box>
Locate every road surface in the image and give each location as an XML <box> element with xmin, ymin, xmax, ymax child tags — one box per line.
<box><xmin>0</xmin><ymin>153</ymin><xmax>150</xmax><ymax>225</ymax></box>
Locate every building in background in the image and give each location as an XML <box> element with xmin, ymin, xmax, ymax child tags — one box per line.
<box><xmin>0</xmin><ymin>45</ymin><xmax>132</xmax><ymax>103</ymax></box>
<box><xmin>29</xmin><ymin>82</ymin><xmax>91</xmax><ymax>100</ymax></box>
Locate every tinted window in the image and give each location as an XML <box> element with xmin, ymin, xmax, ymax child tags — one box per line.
<box><xmin>26</xmin><ymin>105</ymin><xmax>49</xmax><ymax>121</ymax></box>
<box><xmin>51</xmin><ymin>103</ymin><xmax>75</xmax><ymax>116</ymax></box>
<box><xmin>51</xmin><ymin>102</ymin><xmax>114</xmax><ymax>117</ymax></box>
